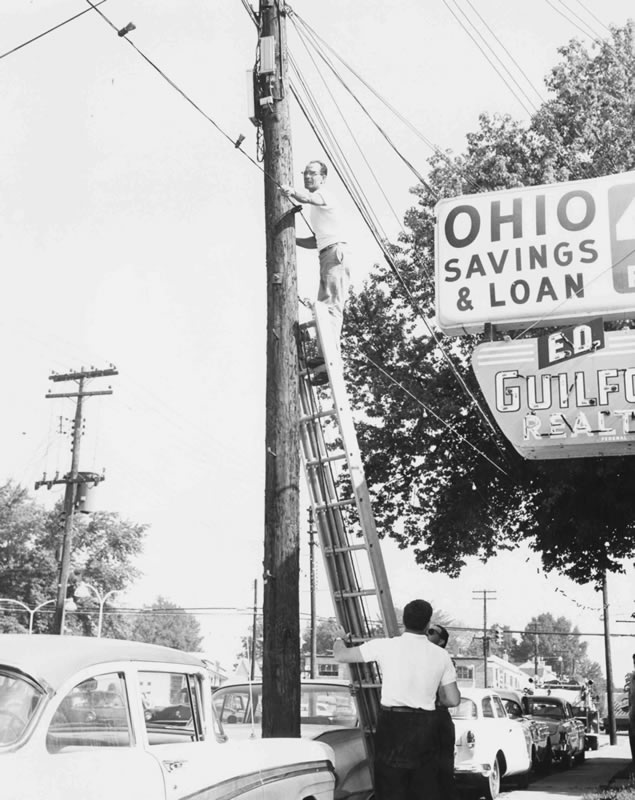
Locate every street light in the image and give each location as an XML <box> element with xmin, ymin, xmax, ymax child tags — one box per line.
<box><xmin>74</xmin><ymin>583</ymin><xmax>119</xmax><ymax>638</ymax></box>
<box><xmin>0</xmin><ymin>598</ymin><xmax>56</xmax><ymax>634</ymax></box>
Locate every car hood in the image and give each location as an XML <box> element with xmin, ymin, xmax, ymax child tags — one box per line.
<box><xmin>221</xmin><ymin>735</ymin><xmax>335</xmax><ymax>770</ymax></box>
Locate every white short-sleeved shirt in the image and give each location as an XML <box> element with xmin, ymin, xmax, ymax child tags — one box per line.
<box><xmin>309</xmin><ymin>189</ymin><xmax>346</xmax><ymax>251</ymax></box>
<box><xmin>359</xmin><ymin>633</ymin><xmax>456</xmax><ymax>710</ymax></box>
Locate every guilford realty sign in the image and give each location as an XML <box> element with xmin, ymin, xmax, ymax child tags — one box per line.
<box><xmin>472</xmin><ymin>325</ymin><xmax>635</xmax><ymax>459</ymax></box>
<box><xmin>435</xmin><ymin>171</ymin><xmax>635</xmax><ymax>335</ymax></box>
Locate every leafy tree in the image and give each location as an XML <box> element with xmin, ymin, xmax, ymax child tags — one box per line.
<box><xmin>511</xmin><ymin>613</ymin><xmax>588</xmax><ymax>670</ymax></box>
<box><xmin>301</xmin><ymin>617</ymin><xmax>342</xmax><ymax>655</ymax></box>
<box><xmin>0</xmin><ymin>481</ymin><xmax>146</xmax><ymax>635</ymax></box>
<box><xmin>129</xmin><ymin>596</ymin><xmax>203</xmax><ymax>651</ymax></box>
<box><xmin>238</xmin><ymin>616</ymin><xmax>263</xmax><ymax>666</ymax></box>
<box><xmin>344</xmin><ymin>22</ymin><xmax>635</xmax><ymax>586</ymax></box>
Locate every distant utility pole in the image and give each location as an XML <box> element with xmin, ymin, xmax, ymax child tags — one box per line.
<box><xmin>35</xmin><ymin>366</ymin><xmax>117</xmax><ymax>634</ymax></box>
<box><xmin>258</xmin><ymin>0</ymin><xmax>301</xmax><ymax>737</ymax></box>
<box><xmin>473</xmin><ymin>589</ymin><xmax>496</xmax><ymax>688</ymax></box>
<box><xmin>602</xmin><ymin>572</ymin><xmax>617</xmax><ymax>745</ymax></box>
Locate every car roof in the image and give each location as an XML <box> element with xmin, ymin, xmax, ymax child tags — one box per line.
<box><xmin>458</xmin><ymin>688</ymin><xmax>503</xmax><ymax>700</ymax></box>
<box><xmin>0</xmin><ymin>635</ymin><xmax>206</xmax><ymax>692</ymax></box>
<box><xmin>495</xmin><ymin>689</ymin><xmax>523</xmax><ymax>702</ymax></box>
<box><xmin>217</xmin><ymin>678</ymin><xmax>350</xmax><ymax>689</ymax></box>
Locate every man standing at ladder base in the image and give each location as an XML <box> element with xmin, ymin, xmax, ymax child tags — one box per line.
<box><xmin>333</xmin><ymin>599</ymin><xmax>460</xmax><ymax>800</ymax></box>
<box><xmin>282</xmin><ymin>160</ymin><xmax>351</xmax><ymax>378</ymax></box>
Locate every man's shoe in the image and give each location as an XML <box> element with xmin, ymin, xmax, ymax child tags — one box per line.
<box><xmin>310</xmin><ymin>371</ymin><xmax>329</xmax><ymax>386</ymax></box>
<box><xmin>306</xmin><ymin>356</ymin><xmax>325</xmax><ymax>369</ymax></box>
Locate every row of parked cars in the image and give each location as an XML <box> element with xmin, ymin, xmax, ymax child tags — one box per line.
<box><xmin>212</xmin><ymin>679</ymin><xmax>589</xmax><ymax>800</ymax></box>
<box><xmin>0</xmin><ymin>635</ymin><xmax>590</xmax><ymax>800</ymax></box>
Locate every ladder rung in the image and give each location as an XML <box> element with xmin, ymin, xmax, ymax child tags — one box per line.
<box><xmin>305</xmin><ymin>453</ymin><xmax>346</xmax><ymax>467</ymax></box>
<box><xmin>325</xmin><ymin>543</ymin><xmax>366</xmax><ymax>555</ymax></box>
<box><xmin>356</xmin><ymin>682</ymin><xmax>383</xmax><ymax>689</ymax></box>
<box><xmin>300</xmin><ymin>409</ymin><xmax>337</xmax><ymax>423</ymax></box>
<box><xmin>315</xmin><ymin>498</ymin><xmax>356</xmax><ymax>511</ymax></box>
<box><xmin>335</xmin><ymin>589</ymin><xmax>377</xmax><ymax>599</ymax></box>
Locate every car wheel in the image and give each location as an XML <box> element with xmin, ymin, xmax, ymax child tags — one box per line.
<box><xmin>538</xmin><ymin>744</ymin><xmax>553</xmax><ymax>774</ymax></box>
<box><xmin>481</xmin><ymin>756</ymin><xmax>501</xmax><ymax>800</ymax></box>
<box><xmin>591</xmin><ymin>738</ymin><xmax>599</xmax><ymax>751</ymax></box>
<box><xmin>560</xmin><ymin>751</ymin><xmax>572</xmax><ymax>770</ymax></box>
<box><xmin>516</xmin><ymin>769</ymin><xmax>531</xmax><ymax>789</ymax></box>
<box><xmin>575</xmin><ymin>748</ymin><xmax>585</xmax><ymax>764</ymax></box>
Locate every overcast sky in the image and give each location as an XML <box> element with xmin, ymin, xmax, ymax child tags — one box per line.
<box><xmin>1</xmin><ymin>0</ymin><xmax>634</xmax><ymax>671</ymax></box>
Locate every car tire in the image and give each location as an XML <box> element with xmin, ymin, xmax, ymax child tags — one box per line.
<box><xmin>575</xmin><ymin>748</ymin><xmax>585</xmax><ymax>764</ymax></box>
<box><xmin>590</xmin><ymin>737</ymin><xmax>599</xmax><ymax>751</ymax></box>
<box><xmin>537</xmin><ymin>744</ymin><xmax>553</xmax><ymax>774</ymax></box>
<box><xmin>480</xmin><ymin>755</ymin><xmax>501</xmax><ymax>800</ymax></box>
<box><xmin>560</xmin><ymin>752</ymin><xmax>572</xmax><ymax>770</ymax></box>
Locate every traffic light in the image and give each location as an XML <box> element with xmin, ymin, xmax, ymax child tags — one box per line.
<box><xmin>492</xmin><ymin>625</ymin><xmax>504</xmax><ymax>645</ymax></box>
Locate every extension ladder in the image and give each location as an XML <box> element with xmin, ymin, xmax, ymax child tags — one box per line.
<box><xmin>298</xmin><ymin>301</ymin><xmax>400</xmax><ymax>760</ymax></box>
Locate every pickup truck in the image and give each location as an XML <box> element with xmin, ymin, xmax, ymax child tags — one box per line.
<box><xmin>521</xmin><ymin>694</ymin><xmax>586</xmax><ymax>768</ymax></box>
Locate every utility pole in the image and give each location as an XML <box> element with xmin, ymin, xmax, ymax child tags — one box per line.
<box><xmin>36</xmin><ymin>366</ymin><xmax>117</xmax><ymax>634</ymax></box>
<box><xmin>308</xmin><ymin>508</ymin><xmax>317</xmax><ymax>679</ymax></box>
<box><xmin>251</xmin><ymin>579</ymin><xmax>258</xmax><ymax>681</ymax></box>
<box><xmin>473</xmin><ymin>589</ymin><xmax>496</xmax><ymax>688</ymax></box>
<box><xmin>534</xmin><ymin>622</ymin><xmax>539</xmax><ymax>679</ymax></box>
<box><xmin>602</xmin><ymin>571</ymin><xmax>617</xmax><ymax>745</ymax></box>
<box><xmin>258</xmin><ymin>0</ymin><xmax>301</xmax><ymax>737</ymax></box>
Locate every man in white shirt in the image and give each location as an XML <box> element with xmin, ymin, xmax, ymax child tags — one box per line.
<box><xmin>282</xmin><ymin>161</ymin><xmax>351</xmax><ymax>381</ymax></box>
<box><xmin>333</xmin><ymin>600</ymin><xmax>460</xmax><ymax>800</ymax></box>
<box><xmin>628</xmin><ymin>653</ymin><xmax>635</xmax><ymax>762</ymax></box>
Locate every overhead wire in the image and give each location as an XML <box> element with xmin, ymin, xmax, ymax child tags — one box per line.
<box><xmin>441</xmin><ymin>0</ymin><xmax>537</xmax><ymax>117</ymax></box>
<box><xmin>0</xmin><ymin>0</ymin><xmax>108</xmax><ymax>61</ymax></box>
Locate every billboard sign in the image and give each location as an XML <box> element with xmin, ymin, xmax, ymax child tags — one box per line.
<box><xmin>435</xmin><ymin>171</ymin><xmax>635</xmax><ymax>335</ymax></box>
<box><xmin>472</xmin><ymin>326</ymin><xmax>635</xmax><ymax>459</ymax></box>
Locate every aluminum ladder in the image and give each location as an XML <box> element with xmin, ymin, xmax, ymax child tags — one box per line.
<box><xmin>298</xmin><ymin>301</ymin><xmax>400</xmax><ymax>760</ymax></box>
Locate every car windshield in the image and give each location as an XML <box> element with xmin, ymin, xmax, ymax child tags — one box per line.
<box><xmin>448</xmin><ymin>698</ymin><xmax>477</xmax><ymax>719</ymax></box>
<box><xmin>0</xmin><ymin>671</ymin><xmax>44</xmax><ymax>745</ymax></box>
<box><xmin>213</xmin><ymin>683</ymin><xmax>358</xmax><ymax>727</ymax></box>
<box><xmin>526</xmin><ymin>701</ymin><xmax>564</xmax><ymax>719</ymax></box>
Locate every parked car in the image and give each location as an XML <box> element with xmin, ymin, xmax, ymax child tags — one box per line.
<box><xmin>0</xmin><ymin>635</ymin><xmax>336</xmax><ymax>800</ymax></box>
<box><xmin>541</xmin><ymin>679</ymin><xmax>600</xmax><ymax>750</ymax></box>
<box><xmin>521</xmin><ymin>693</ymin><xmax>586</xmax><ymax>767</ymax></box>
<box><xmin>213</xmin><ymin>679</ymin><xmax>371</xmax><ymax>800</ymax></box>
<box><xmin>449</xmin><ymin>688</ymin><xmax>533</xmax><ymax>799</ymax></box>
<box><xmin>496</xmin><ymin>689</ymin><xmax>552</xmax><ymax>773</ymax></box>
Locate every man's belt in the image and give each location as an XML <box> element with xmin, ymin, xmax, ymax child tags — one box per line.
<box><xmin>380</xmin><ymin>705</ymin><xmax>434</xmax><ymax>714</ymax></box>
<box><xmin>319</xmin><ymin>241</ymin><xmax>347</xmax><ymax>255</ymax></box>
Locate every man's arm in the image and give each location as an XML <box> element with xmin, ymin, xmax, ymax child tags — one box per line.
<box><xmin>281</xmin><ymin>186</ymin><xmax>326</xmax><ymax>206</ymax></box>
<box><xmin>296</xmin><ymin>236</ymin><xmax>317</xmax><ymax>249</ymax></box>
<box><xmin>438</xmin><ymin>681</ymin><xmax>460</xmax><ymax>708</ymax></box>
<box><xmin>333</xmin><ymin>638</ymin><xmax>365</xmax><ymax>664</ymax></box>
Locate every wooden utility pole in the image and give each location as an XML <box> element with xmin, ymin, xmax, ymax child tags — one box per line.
<box><xmin>35</xmin><ymin>367</ymin><xmax>117</xmax><ymax>634</ymax></box>
<box><xmin>259</xmin><ymin>0</ymin><xmax>301</xmax><ymax>736</ymax></box>
<box><xmin>602</xmin><ymin>571</ymin><xmax>617</xmax><ymax>745</ymax></box>
<box><xmin>473</xmin><ymin>589</ymin><xmax>496</xmax><ymax>688</ymax></box>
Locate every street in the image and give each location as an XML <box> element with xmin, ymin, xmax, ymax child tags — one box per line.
<box><xmin>495</xmin><ymin>735</ymin><xmax>632</xmax><ymax>799</ymax></box>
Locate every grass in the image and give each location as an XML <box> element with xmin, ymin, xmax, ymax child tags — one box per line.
<box><xmin>583</xmin><ymin>776</ymin><xmax>635</xmax><ymax>800</ymax></box>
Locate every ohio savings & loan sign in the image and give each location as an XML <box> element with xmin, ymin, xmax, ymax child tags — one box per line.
<box><xmin>434</xmin><ymin>171</ymin><xmax>635</xmax><ymax>459</ymax></box>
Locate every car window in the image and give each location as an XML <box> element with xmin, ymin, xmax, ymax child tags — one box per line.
<box><xmin>504</xmin><ymin>699</ymin><xmax>522</xmax><ymax>718</ymax></box>
<box><xmin>140</xmin><ymin>671</ymin><xmax>205</xmax><ymax>744</ymax></box>
<box><xmin>492</xmin><ymin>695</ymin><xmax>506</xmax><ymax>718</ymax></box>
<box><xmin>300</xmin><ymin>685</ymin><xmax>357</xmax><ymax>726</ymax></box>
<box><xmin>46</xmin><ymin>672</ymin><xmax>131</xmax><ymax>752</ymax></box>
<box><xmin>213</xmin><ymin>686</ymin><xmax>262</xmax><ymax>725</ymax></box>
<box><xmin>0</xmin><ymin>671</ymin><xmax>44</xmax><ymax>745</ymax></box>
<box><xmin>482</xmin><ymin>697</ymin><xmax>495</xmax><ymax>718</ymax></box>
<box><xmin>448</xmin><ymin>698</ymin><xmax>477</xmax><ymax>719</ymax></box>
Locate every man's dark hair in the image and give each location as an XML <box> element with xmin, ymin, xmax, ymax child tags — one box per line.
<box><xmin>436</xmin><ymin>625</ymin><xmax>449</xmax><ymax>647</ymax></box>
<box><xmin>403</xmin><ymin>599</ymin><xmax>433</xmax><ymax>632</ymax></box>
<box><xmin>308</xmin><ymin>160</ymin><xmax>328</xmax><ymax>177</ymax></box>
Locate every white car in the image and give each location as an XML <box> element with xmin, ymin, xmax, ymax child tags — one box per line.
<box><xmin>213</xmin><ymin>679</ymin><xmax>371</xmax><ymax>800</ymax></box>
<box><xmin>450</xmin><ymin>688</ymin><xmax>533</xmax><ymax>800</ymax></box>
<box><xmin>0</xmin><ymin>635</ymin><xmax>336</xmax><ymax>800</ymax></box>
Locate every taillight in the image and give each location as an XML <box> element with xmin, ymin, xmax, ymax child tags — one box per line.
<box><xmin>466</xmin><ymin>730</ymin><xmax>476</xmax><ymax>748</ymax></box>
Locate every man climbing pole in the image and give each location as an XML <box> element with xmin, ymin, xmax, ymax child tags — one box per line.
<box><xmin>282</xmin><ymin>160</ymin><xmax>351</xmax><ymax>384</ymax></box>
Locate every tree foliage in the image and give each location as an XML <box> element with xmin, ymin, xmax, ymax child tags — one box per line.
<box><xmin>129</xmin><ymin>596</ymin><xmax>203</xmax><ymax>651</ymax></box>
<box><xmin>344</xmin><ymin>23</ymin><xmax>635</xmax><ymax>585</ymax></box>
<box><xmin>0</xmin><ymin>481</ymin><xmax>146</xmax><ymax>635</ymax></box>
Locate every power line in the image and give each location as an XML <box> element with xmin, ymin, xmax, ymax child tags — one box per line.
<box><xmin>0</xmin><ymin>0</ymin><xmax>108</xmax><ymax>61</ymax></box>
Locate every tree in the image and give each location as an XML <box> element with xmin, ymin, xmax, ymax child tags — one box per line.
<box><xmin>129</xmin><ymin>596</ymin><xmax>203</xmax><ymax>651</ymax></box>
<box><xmin>344</xmin><ymin>23</ymin><xmax>635</xmax><ymax>586</ymax></box>
<box><xmin>511</xmin><ymin>613</ymin><xmax>588</xmax><ymax>672</ymax></box>
<box><xmin>301</xmin><ymin>617</ymin><xmax>342</xmax><ymax>656</ymax></box>
<box><xmin>0</xmin><ymin>481</ymin><xmax>146</xmax><ymax>634</ymax></box>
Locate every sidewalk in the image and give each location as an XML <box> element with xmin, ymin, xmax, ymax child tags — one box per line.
<box><xmin>601</xmin><ymin>737</ymin><xmax>634</xmax><ymax>792</ymax></box>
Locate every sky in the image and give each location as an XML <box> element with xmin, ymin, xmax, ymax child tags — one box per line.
<box><xmin>1</xmin><ymin>0</ymin><xmax>634</xmax><ymax>676</ymax></box>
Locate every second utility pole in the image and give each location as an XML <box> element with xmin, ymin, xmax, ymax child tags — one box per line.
<box><xmin>37</xmin><ymin>367</ymin><xmax>117</xmax><ymax>634</ymax></box>
<box><xmin>259</xmin><ymin>0</ymin><xmax>301</xmax><ymax>737</ymax></box>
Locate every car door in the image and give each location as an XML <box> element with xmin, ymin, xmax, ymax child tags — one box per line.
<box><xmin>491</xmin><ymin>695</ymin><xmax>530</xmax><ymax>773</ymax></box>
<box><xmin>138</xmin><ymin>668</ymin><xmax>264</xmax><ymax>800</ymax></box>
<box><xmin>30</xmin><ymin>668</ymin><xmax>166</xmax><ymax>800</ymax></box>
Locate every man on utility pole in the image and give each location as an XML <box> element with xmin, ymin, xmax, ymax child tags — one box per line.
<box><xmin>258</xmin><ymin>0</ymin><xmax>301</xmax><ymax>737</ymax></box>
